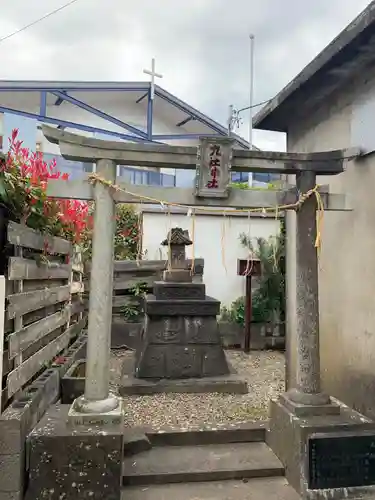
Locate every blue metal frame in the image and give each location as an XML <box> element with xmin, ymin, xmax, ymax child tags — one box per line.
<box><xmin>40</xmin><ymin>92</ymin><xmax>47</xmax><ymax>116</ymax></box>
<box><xmin>0</xmin><ymin>105</ymin><xmax>155</xmax><ymax>143</ymax></box>
<box><xmin>155</xmin><ymin>89</ymin><xmax>228</xmax><ymax>138</ymax></box>
<box><xmin>55</xmin><ymin>91</ymin><xmax>67</xmax><ymax>106</ymax></box>
<box><xmin>0</xmin><ymin>83</ymin><xmax>249</xmax><ymax>148</ymax></box>
<box><xmin>154</xmin><ymin>133</ymin><xmax>227</xmax><ymax>140</ymax></box>
<box><xmin>177</xmin><ymin>116</ymin><xmax>193</xmax><ymax>127</ymax></box>
<box><xmin>51</xmin><ymin>90</ymin><xmax>147</xmax><ymax>139</ymax></box>
<box><xmin>136</xmin><ymin>92</ymin><xmax>148</xmax><ymax>103</ymax></box>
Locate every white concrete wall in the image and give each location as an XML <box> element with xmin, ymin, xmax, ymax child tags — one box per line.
<box><xmin>141</xmin><ymin>210</ymin><xmax>280</xmax><ymax>307</ymax></box>
<box><xmin>286</xmin><ymin>64</ymin><xmax>375</xmax><ymax>417</ymax></box>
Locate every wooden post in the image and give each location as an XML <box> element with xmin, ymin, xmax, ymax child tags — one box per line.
<box><xmin>243</xmin><ymin>274</ymin><xmax>252</xmax><ymax>353</ymax></box>
<box><xmin>237</xmin><ymin>258</ymin><xmax>261</xmax><ymax>354</ymax></box>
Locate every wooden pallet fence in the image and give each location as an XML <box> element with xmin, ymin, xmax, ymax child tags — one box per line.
<box><xmin>84</xmin><ymin>258</ymin><xmax>204</xmax><ymax>313</ymax></box>
<box><xmin>1</xmin><ymin>222</ymin><xmax>87</xmax><ymax>410</ymax></box>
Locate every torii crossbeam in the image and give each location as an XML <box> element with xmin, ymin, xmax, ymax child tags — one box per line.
<box><xmin>41</xmin><ymin>125</ymin><xmax>360</xmax><ymax>424</ymax></box>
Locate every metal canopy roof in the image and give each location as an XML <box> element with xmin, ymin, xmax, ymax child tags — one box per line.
<box><xmin>254</xmin><ymin>1</ymin><xmax>375</xmax><ymax>132</ymax></box>
<box><xmin>0</xmin><ymin>80</ymin><xmax>249</xmax><ymax>148</ymax></box>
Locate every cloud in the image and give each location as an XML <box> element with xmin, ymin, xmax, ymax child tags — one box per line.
<box><xmin>0</xmin><ymin>0</ymin><xmax>372</xmax><ymax>149</ymax></box>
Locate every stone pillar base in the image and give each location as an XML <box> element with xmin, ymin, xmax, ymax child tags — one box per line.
<box><xmin>267</xmin><ymin>395</ymin><xmax>375</xmax><ymax>499</ymax></box>
<box><xmin>26</xmin><ymin>404</ymin><xmax>123</xmax><ymax>500</ymax></box>
<box><xmin>279</xmin><ymin>391</ymin><xmax>340</xmax><ymax>417</ymax></box>
<box><xmin>68</xmin><ymin>394</ymin><xmax>124</xmax><ymax>426</ymax></box>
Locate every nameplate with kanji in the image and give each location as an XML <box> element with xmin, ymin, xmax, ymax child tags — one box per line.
<box><xmin>195</xmin><ymin>137</ymin><xmax>234</xmax><ymax>199</ymax></box>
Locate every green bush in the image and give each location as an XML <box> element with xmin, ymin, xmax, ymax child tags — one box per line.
<box><xmin>239</xmin><ymin>220</ymin><xmax>285</xmax><ymax>323</ymax></box>
<box><xmin>220</xmin><ymin>293</ymin><xmax>271</xmax><ymax>326</ymax></box>
<box><xmin>81</xmin><ymin>203</ymin><xmax>141</xmax><ymax>262</ymax></box>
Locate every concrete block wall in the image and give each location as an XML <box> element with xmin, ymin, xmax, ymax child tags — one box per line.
<box><xmin>0</xmin><ymin>370</ymin><xmax>59</xmax><ymax>499</ymax></box>
<box><xmin>0</xmin><ymin>333</ymin><xmax>87</xmax><ymax>498</ymax></box>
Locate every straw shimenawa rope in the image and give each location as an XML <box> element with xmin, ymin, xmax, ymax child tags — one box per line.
<box><xmin>190</xmin><ymin>208</ymin><xmax>196</xmax><ymax>276</ymax></box>
<box><xmin>88</xmin><ymin>174</ymin><xmax>325</xmax><ymax>261</ymax></box>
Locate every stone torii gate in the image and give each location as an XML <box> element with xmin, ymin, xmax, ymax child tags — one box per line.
<box><xmin>42</xmin><ymin>125</ymin><xmax>355</xmax><ymax>424</ymax></box>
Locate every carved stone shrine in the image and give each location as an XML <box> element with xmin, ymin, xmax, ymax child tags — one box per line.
<box><xmin>135</xmin><ymin>227</ymin><xmax>230</xmax><ymax>379</ymax></box>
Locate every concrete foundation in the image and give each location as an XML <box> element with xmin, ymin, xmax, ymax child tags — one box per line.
<box><xmin>25</xmin><ymin>404</ymin><xmax>123</xmax><ymax>500</ymax></box>
<box><xmin>267</xmin><ymin>396</ymin><xmax>375</xmax><ymax>499</ymax></box>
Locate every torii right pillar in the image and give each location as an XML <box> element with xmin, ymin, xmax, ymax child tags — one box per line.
<box><xmin>267</xmin><ymin>169</ymin><xmax>375</xmax><ymax>499</ymax></box>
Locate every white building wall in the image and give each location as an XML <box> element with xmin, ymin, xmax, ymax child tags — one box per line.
<box><xmin>141</xmin><ymin>210</ymin><xmax>279</xmax><ymax>307</ymax></box>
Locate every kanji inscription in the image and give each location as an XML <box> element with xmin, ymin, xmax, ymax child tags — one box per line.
<box><xmin>195</xmin><ymin>137</ymin><xmax>234</xmax><ymax>198</ymax></box>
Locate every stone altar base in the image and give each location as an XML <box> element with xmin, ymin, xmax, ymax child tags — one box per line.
<box><xmin>134</xmin><ymin>282</ymin><xmax>231</xmax><ymax>380</ymax></box>
<box><xmin>25</xmin><ymin>404</ymin><xmax>123</xmax><ymax>500</ymax></box>
<box><xmin>120</xmin><ymin>351</ymin><xmax>248</xmax><ymax>395</ymax></box>
<box><xmin>267</xmin><ymin>395</ymin><xmax>375</xmax><ymax>499</ymax></box>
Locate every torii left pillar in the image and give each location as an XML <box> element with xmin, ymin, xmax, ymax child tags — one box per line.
<box><xmin>69</xmin><ymin>158</ymin><xmax>123</xmax><ymax>424</ymax></box>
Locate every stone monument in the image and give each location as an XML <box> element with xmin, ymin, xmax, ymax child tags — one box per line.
<box><xmin>134</xmin><ymin>227</ymin><xmax>231</xmax><ymax>380</ymax></box>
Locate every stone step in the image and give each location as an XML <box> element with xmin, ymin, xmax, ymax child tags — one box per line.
<box><xmin>122</xmin><ymin>441</ymin><xmax>284</xmax><ymax>486</ymax></box>
<box><xmin>122</xmin><ymin>477</ymin><xmax>300</xmax><ymax>499</ymax></box>
<box><xmin>146</xmin><ymin>422</ymin><xmax>267</xmax><ymax>447</ymax></box>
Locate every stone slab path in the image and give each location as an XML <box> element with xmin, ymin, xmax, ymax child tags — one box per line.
<box><xmin>124</xmin><ymin>477</ymin><xmax>300</xmax><ymax>500</ymax></box>
<box><xmin>122</xmin><ymin>442</ymin><xmax>283</xmax><ymax>486</ymax></box>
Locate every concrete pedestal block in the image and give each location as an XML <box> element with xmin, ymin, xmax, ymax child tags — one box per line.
<box><xmin>267</xmin><ymin>396</ymin><xmax>375</xmax><ymax>499</ymax></box>
<box><xmin>25</xmin><ymin>404</ymin><xmax>123</xmax><ymax>500</ymax></box>
<box><xmin>135</xmin><ymin>313</ymin><xmax>230</xmax><ymax>379</ymax></box>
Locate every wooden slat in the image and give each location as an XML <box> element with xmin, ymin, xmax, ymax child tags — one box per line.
<box><xmin>1</xmin><ymin>387</ymin><xmax>8</xmax><ymax>413</ymax></box>
<box><xmin>21</xmin><ymin>279</ymin><xmax>67</xmax><ymax>292</ymax></box>
<box><xmin>113</xmin><ymin>275</ymin><xmax>158</xmax><ymax>290</ymax></box>
<box><xmin>8</xmin><ymin>257</ymin><xmax>71</xmax><ymax>281</ymax></box>
<box><xmin>13</xmin><ymin>247</ymin><xmax>24</xmax><ymax>369</ymax></box>
<box><xmin>5</xmin><ymin>278</ymin><xmax>14</xmax><ymax>298</ymax></box>
<box><xmin>7</xmin><ymin>221</ymin><xmax>71</xmax><ymax>255</ymax></box>
<box><xmin>112</xmin><ymin>295</ymin><xmax>138</xmax><ymax>308</ymax></box>
<box><xmin>6</xmin><ymin>285</ymin><xmax>70</xmax><ymax>319</ymax></box>
<box><xmin>114</xmin><ymin>269</ymin><xmax>161</xmax><ymax>280</ymax></box>
<box><xmin>113</xmin><ymin>260</ymin><xmax>166</xmax><ymax>272</ymax></box>
<box><xmin>8</xmin><ymin>307</ymin><xmax>71</xmax><ymax>359</ymax></box>
<box><xmin>4</xmin><ymin>316</ymin><xmax>13</xmax><ymax>335</ymax></box>
<box><xmin>109</xmin><ymin>258</ymin><xmax>204</xmax><ymax>273</ymax></box>
<box><xmin>22</xmin><ymin>303</ymin><xmax>61</xmax><ymax>328</ymax></box>
<box><xmin>6</xmin><ymin>318</ymin><xmax>86</xmax><ymax>397</ymax></box>
<box><xmin>2</xmin><ymin>350</ymin><xmax>12</xmax><ymax>377</ymax></box>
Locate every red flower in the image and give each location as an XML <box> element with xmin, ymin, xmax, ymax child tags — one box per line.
<box><xmin>4</xmin><ymin>129</ymin><xmax>91</xmax><ymax>244</ymax></box>
<box><xmin>11</xmin><ymin>129</ymin><xmax>18</xmax><ymax>142</ymax></box>
<box><xmin>53</xmin><ymin>356</ymin><xmax>67</xmax><ymax>365</ymax></box>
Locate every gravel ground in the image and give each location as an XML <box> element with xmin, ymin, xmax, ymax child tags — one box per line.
<box><xmin>109</xmin><ymin>349</ymin><xmax>285</xmax><ymax>430</ymax></box>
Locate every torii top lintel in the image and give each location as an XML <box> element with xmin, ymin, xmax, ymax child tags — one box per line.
<box><xmin>42</xmin><ymin>126</ymin><xmax>360</xmax><ymax>175</ymax></box>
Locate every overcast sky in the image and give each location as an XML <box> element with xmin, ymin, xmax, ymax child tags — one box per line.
<box><xmin>0</xmin><ymin>0</ymin><xmax>372</xmax><ymax>150</ymax></box>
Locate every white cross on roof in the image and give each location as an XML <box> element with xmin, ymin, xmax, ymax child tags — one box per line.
<box><xmin>143</xmin><ymin>58</ymin><xmax>163</xmax><ymax>100</ymax></box>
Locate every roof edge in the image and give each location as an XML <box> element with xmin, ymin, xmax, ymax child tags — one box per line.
<box><xmin>254</xmin><ymin>1</ymin><xmax>375</xmax><ymax>131</ymax></box>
